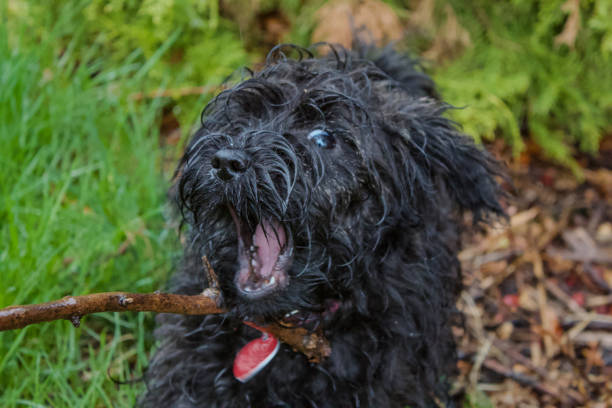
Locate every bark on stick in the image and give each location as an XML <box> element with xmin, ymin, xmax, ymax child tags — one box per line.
<box><xmin>0</xmin><ymin>291</ymin><xmax>331</xmax><ymax>362</ymax></box>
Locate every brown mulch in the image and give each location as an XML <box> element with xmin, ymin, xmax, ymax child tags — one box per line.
<box><xmin>455</xmin><ymin>139</ymin><xmax>612</xmax><ymax>407</ymax></box>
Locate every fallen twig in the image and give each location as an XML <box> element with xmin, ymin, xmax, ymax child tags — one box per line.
<box><xmin>544</xmin><ymin>278</ymin><xmax>585</xmax><ymax>314</ymax></box>
<box><xmin>482</xmin><ymin>358</ymin><xmax>585</xmax><ymax>405</ymax></box>
<box><xmin>493</xmin><ymin>339</ymin><xmax>549</xmax><ymax>378</ymax></box>
<box><xmin>572</xmin><ymin>331</ymin><xmax>612</xmax><ymax>348</ymax></box>
<box><xmin>563</xmin><ymin>315</ymin><xmax>612</xmax><ymax>332</ymax></box>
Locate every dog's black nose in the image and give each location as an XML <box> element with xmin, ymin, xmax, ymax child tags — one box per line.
<box><xmin>211</xmin><ymin>149</ymin><xmax>249</xmax><ymax>181</ymax></box>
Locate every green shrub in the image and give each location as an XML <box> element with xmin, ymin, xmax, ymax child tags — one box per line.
<box><xmin>81</xmin><ymin>0</ymin><xmax>247</xmax><ymax>86</ymax></box>
<box><xmin>6</xmin><ymin>0</ymin><xmax>250</xmax><ymax>130</ymax></box>
<box><xmin>432</xmin><ymin>0</ymin><xmax>612</xmax><ymax>171</ymax></box>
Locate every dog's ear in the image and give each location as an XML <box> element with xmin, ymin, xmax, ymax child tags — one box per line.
<box><xmin>377</xmin><ymin>101</ymin><xmax>505</xmax><ymax>223</ymax></box>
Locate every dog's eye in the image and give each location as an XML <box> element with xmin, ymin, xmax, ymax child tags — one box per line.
<box><xmin>307</xmin><ymin>129</ymin><xmax>335</xmax><ymax>149</ymax></box>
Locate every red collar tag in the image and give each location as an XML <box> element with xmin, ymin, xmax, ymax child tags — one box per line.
<box><xmin>233</xmin><ymin>322</ymin><xmax>280</xmax><ymax>382</ymax></box>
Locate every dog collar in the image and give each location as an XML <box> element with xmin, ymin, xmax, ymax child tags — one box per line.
<box><xmin>233</xmin><ymin>321</ymin><xmax>280</xmax><ymax>382</ymax></box>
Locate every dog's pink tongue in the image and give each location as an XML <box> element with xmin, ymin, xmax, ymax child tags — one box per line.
<box><xmin>253</xmin><ymin>220</ymin><xmax>285</xmax><ymax>278</ymax></box>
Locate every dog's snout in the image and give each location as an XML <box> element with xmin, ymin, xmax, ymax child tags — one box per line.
<box><xmin>211</xmin><ymin>149</ymin><xmax>250</xmax><ymax>181</ymax></box>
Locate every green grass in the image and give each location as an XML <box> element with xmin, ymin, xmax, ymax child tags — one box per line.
<box><xmin>0</xmin><ymin>5</ymin><xmax>184</xmax><ymax>406</ymax></box>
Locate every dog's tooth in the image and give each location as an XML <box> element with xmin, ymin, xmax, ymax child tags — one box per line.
<box><xmin>269</xmin><ymin>276</ymin><xmax>275</xmax><ymax>285</ymax></box>
<box><xmin>290</xmin><ymin>310</ymin><xmax>299</xmax><ymax>315</ymax></box>
<box><xmin>249</xmin><ymin>245</ymin><xmax>255</xmax><ymax>252</ymax></box>
<box><xmin>251</xmin><ymin>259</ymin><xmax>257</xmax><ymax>267</ymax></box>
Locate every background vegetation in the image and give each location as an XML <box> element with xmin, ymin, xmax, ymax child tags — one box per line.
<box><xmin>0</xmin><ymin>0</ymin><xmax>609</xmax><ymax>406</ymax></box>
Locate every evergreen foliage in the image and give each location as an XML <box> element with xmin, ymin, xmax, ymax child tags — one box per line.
<box><xmin>434</xmin><ymin>0</ymin><xmax>612</xmax><ymax>171</ymax></box>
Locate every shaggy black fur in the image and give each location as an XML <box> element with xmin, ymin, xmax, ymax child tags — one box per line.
<box><xmin>142</xmin><ymin>42</ymin><xmax>503</xmax><ymax>408</ymax></box>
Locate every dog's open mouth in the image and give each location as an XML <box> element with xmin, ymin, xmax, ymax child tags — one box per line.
<box><xmin>229</xmin><ymin>208</ymin><xmax>292</xmax><ymax>299</ymax></box>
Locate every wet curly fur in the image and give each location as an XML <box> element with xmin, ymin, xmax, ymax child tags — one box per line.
<box><xmin>142</xmin><ymin>43</ymin><xmax>503</xmax><ymax>407</ymax></box>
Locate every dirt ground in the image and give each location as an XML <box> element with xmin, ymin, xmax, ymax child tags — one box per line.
<box><xmin>455</xmin><ymin>137</ymin><xmax>612</xmax><ymax>407</ymax></box>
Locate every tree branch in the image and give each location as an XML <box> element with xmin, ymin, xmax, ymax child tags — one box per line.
<box><xmin>0</xmin><ymin>290</ymin><xmax>331</xmax><ymax>363</ymax></box>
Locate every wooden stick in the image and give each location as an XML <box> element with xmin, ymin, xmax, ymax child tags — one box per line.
<box><xmin>0</xmin><ymin>292</ymin><xmax>224</xmax><ymax>331</ymax></box>
<box><xmin>0</xmin><ymin>291</ymin><xmax>331</xmax><ymax>363</ymax></box>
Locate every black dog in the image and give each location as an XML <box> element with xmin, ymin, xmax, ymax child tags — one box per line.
<box><xmin>142</xmin><ymin>42</ymin><xmax>503</xmax><ymax>408</ymax></box>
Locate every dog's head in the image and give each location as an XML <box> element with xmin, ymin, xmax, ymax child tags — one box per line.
<box><xmin>175</xmin><ymin>44</ymin><xmax>503</xmax><ymax>322</ymax></box>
